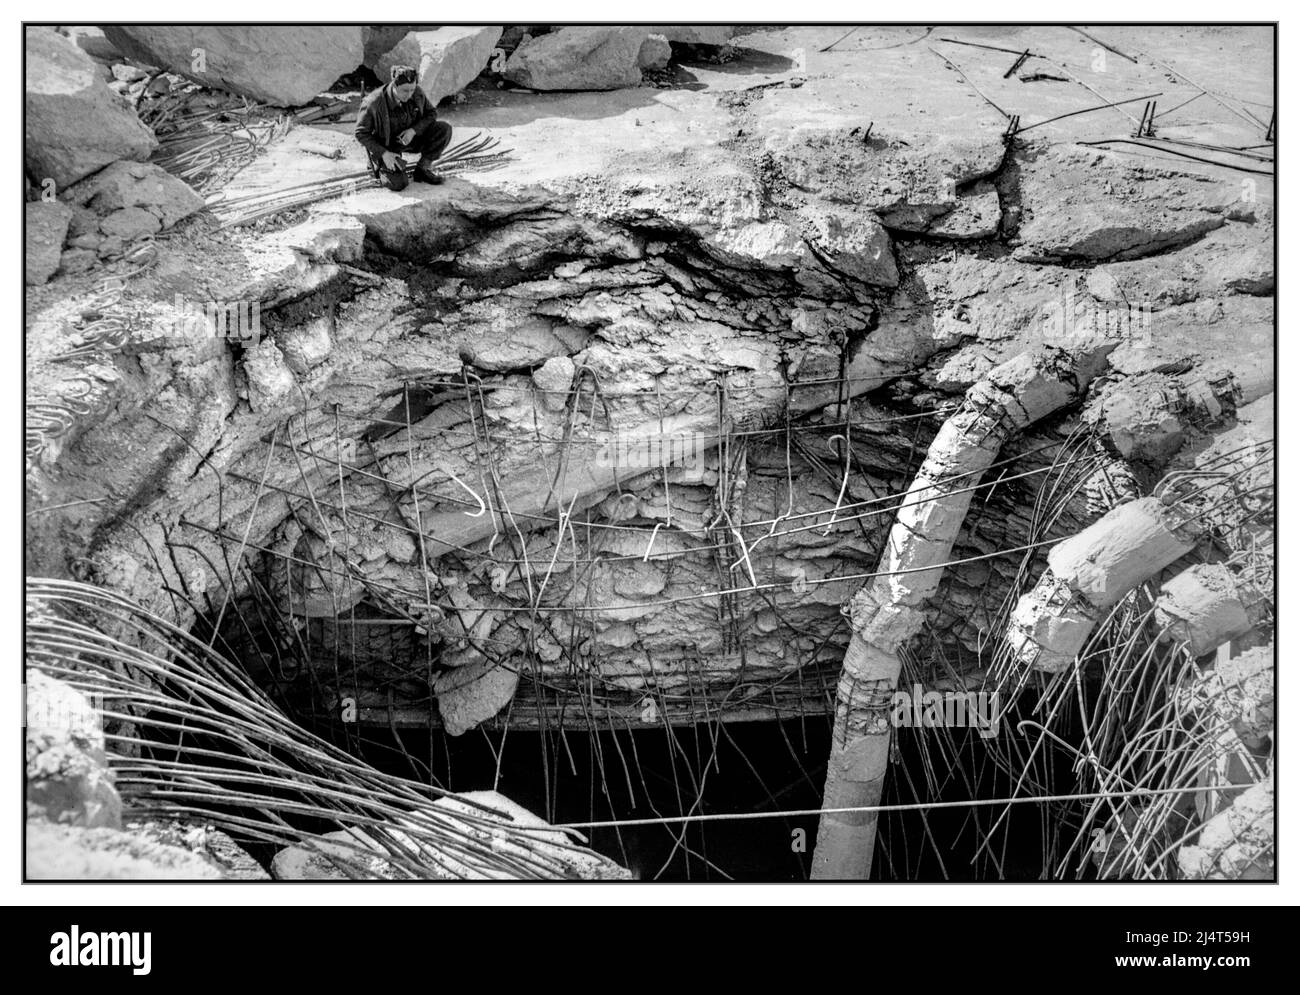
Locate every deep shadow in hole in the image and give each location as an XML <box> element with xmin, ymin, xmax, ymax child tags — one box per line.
<box><xmin>197</xmin><ymin>593</ymin><xmax>1084</xmax><ymax>880</ymax></box>
<box><xmin>390</xmin><ymin>718</ymin><xmax>829</xmax><ymax>882</ymax></box>
<box><xmin>674</xmin><ymin>45</ymin><xmax>796</xmax><ymax>77</ymax></box>
<box><xmin>354</xmin><ymin>698</ymin><xmax>1083</xmax><ymax>882</ymax></box>
<box><xmin>876</xmin><ymin>693</ymin><xmax>1093</xmax><ymax>882</ymax></box>
<box><xmin>143</xmin><ymin>682</ymin><xmax>1084</xmax><ymax>880</ymax></box>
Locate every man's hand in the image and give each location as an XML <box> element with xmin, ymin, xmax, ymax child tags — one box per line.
<box><xmin>398</xmin><ymin>128</ymin><xmax>416</xmax><ymax>146</ymax></box>
<box><xmin>381</xmin><ymin>151</ymin><xmax>400</xmax><ymax>171</ymax></box>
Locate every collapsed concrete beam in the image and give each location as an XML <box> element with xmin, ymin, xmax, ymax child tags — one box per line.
<box><xmin>1084</xmin><ymin>367</ymin><xmax>1272</xmax><ymax>466</ymax></box>
<box><xmin>1179</xmin><ymin>640</ymin><xmax>1274</xmax><ymax>752</ymax></box>
<box><xmin>1154</xmin><ymin>562</ymin><xmax>1267</xmax><ymax>658</ymax></box>
<box><xmin>810</xmin><ymin>343</ymin><xmax>1114</xmax><ymax>880</ymax></box>
<box><xmin>1176</xmin><ymin>771</ymin><xmax>1273</xmax><ymax>880</ymax></box>
<box><xmin>1006</xmin><ymin>496</ymin><xmax>1201</xmax><ymax>674</ymax></box>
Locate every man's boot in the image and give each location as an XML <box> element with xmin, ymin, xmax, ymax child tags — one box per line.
<box><xmin>413</xmin><ymin>157</ymin><xmax>444</xmax><ymax>185</ymax></box>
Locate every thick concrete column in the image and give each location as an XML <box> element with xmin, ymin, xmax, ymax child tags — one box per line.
<box><xmin>1006</xmin><ymin>496</ymin><xmax>1202</xmax><ymax>674</ymax></box>
<box><xmin>811</xmin><ymin>344</ymin><xmax>1113</xmax><ymax>879</ymax></box>
<box><xmin>1153</xmin><ymin>562</ymin><xmax>1265</xmax><ymax>658</ymax></box>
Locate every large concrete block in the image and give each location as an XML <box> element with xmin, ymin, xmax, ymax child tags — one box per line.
<box><xmin>101</xmin><ymin>25</ymin><xmax>364</xmax><ymax>106</ymax></box>
<box><xmin>25</xmin><ymin>27</ymin><xmax>157</xmax><ymax>188</ymax></box>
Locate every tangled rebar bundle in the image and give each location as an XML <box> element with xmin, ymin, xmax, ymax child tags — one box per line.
<box><xmin>948</xmin><ymin>439</ymin><xmax>1277</xmax><ymax>880</ymax></box>
<box><xmin>205</xmin><ymin>132</ymin><xmax>512</xmax><ymax>229</ymax></box>
<box><xmin>47</xmin><ymin>239</ymin><xmax>160</xmax><ymax>363</ymax></box>
<box><xmin>27</xmin><ymin>239</ymin><xmax>162</xmax><ymax>471</ymax></box>
<box><xmin>26</xmin><ymin>578</ymin><xmax>625</xmax><ymax>880</ymax></box>
<box><xmin>143</xmin><ymin>85</ymin><xmax>293</xmax><ymax>195</ymax></box>
<box><xmin>26</xmin><ymin>375</ymin><xmax>96</xmax><ymax>471</ymax></box>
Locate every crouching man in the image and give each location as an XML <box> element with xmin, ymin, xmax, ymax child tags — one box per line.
<box><xmin>355</xmin><ymin>65</ymin><xmax>453</xmax><ymax>190</ymax></box>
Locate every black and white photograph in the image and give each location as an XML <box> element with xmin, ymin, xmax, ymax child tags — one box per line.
<box><xmin>12</xmin><ymin>5</ymin><xmax>1289</xmax><ymax>945</ymax></box>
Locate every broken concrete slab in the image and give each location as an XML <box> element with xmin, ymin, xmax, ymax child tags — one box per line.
<box><xmin>434</xmin><ymin>658</ymin><xmax>520</xmax><ymax>735</ymax></box>
<box><xmin>362</xmin><ymin>24</ymin><xmax>432</xmax><ymax>67</ymax></box>
<box><xmin>101</xmin><ymin>25</ymin><xmax>364</xmax><ymax>106</ymax></box>
<box><xmin>25</xmin><ymin>201</ymin><xmax>73</xmax><ymax>285</ymax></box>
<box><xmin>638</xmin><ymin>33</ymin><xmax>672</xmax><ymax>70</ymax></box>
<box><xmin>505</xmin><ymin>26</ymin><xmax>651</xmax><ymax>91</ymax></box>
<box><xmin>27</xmin><ymin>821</ymin><xmax>226</xmax><ymax>879</ymax></box>
<box><xmin>1072</xmin><ymin>221</ymin><xmax>1274</xmax><ymax>306</ymax></box>
<box><xmin>801</xmin><ymin>206</ymin><xmax>898</xmax><ymax>287</ymax></box>
<box><xmin>25</xmin><ymin>27</ymin><xmax>157</xmax><ymax>188</ymax></box>
<box><xmin>62</xmin><ymin>160</ymin><xmax>204</xmax><ymax>231</ymax></box>
<box><xmin>375</xmin><ymin>26</ymin><xmax>503</xmax><ymax>105</ymax></box>
<box><xmin>1012</xmin><ymin>146</ymin><xmax>1249</xmax><ymax>262</ymax></box>
<box><xmin>25</xmin><ymin>668</ymin><xmax>121</xmax><ymax>829</ymax></box>
<box><xmin>57</xmin><ymin>25</ymin><xmax>123</xmax><ymax>63</ymax></box>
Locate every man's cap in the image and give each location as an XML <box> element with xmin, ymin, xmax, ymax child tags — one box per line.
<box><xmin>390</xmin><ymin>65</ymin><xmax>418</xmax><ymax>86</ymax></box>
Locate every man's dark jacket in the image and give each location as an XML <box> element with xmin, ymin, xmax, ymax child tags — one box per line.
<box><xmin>354</xmin><ymin>83</ymin><xmax>439</xmax><ymax>159</ymax></box>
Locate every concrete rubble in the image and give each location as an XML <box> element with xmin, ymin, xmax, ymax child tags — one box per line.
<box><xmin>25</xmin><ymin>202</ymin><xmax>73</xmax><ymax>285</ymax></box>
<box><xmin>61</xmin><ymin>160</ymin><xmax>205</xmax><ymax>264</ymax></box>
<box><xmin>102</xmin><ymin>25</ymin><xmax>365</xmax><ymax>107</ymax></box>
<box><xmin>1177</xmin><ymin>771</ymin><xmax>1274</xmax><ymax>880</ymax></box>
<box><xmin>1180</xmin><ymin>641</ymin><xmax>1274</xmax><ymax>752</ymax></box>
<box><xmin>505</xmin><ymin>26</ymin><xmax>661</xmax><ymax>90</ymax></box>
<box><xmin>25</xmin><ymin>668</ymin><xmax>268</xmax><ymax>879</ymax></box>
<box><xmin>374</xmin><ymin>27</ymin><xmax>504</xmax><ymax>106</ymax></box>
<box><xmin>25</xmin><ymin>27</ymin><xmax>157</xmax><ymax>188</ymax></box>
<box><xmin>26</xmin><ymin>668</ymin><xmax>121</xmax><ymax>830</ymax></box>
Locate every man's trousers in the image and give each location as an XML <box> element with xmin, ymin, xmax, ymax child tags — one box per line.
<box><xmin>369</xmin><ymin>120</ymin><xmax>453</xmax><ymax>191</ymax></box>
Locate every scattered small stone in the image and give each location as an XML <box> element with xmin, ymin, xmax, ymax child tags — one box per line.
<box><xmin>111</xmin><ymin>63</ymin><xmax>147</xmax><ymax>82</ymax></box>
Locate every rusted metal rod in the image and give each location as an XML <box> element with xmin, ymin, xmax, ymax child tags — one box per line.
<box><xmin>1013</xmin><ymin>91</ymin><xmax>1163</xmax><ymax>134</ymax></box>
